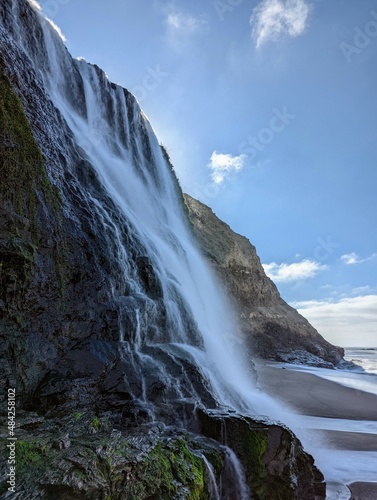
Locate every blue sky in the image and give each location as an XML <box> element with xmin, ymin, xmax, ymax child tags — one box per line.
<box><xmin>37</xmin><ymin>0</ymin><xmax>376</xmax><ymax>347</ymax></box>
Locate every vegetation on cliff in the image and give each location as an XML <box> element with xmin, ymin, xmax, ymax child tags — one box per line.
<box><xmin>0</xmin><ymin>71</ymin><xmax>65</xmax><ymax>308</ymax></box>
<box><xmin>0</xmin><ymin>73</ymin><xmax>61</xmax><ymax>235</ymax></box>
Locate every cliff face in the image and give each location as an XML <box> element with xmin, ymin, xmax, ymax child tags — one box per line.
<box><xmin>184</xmin><ymin>194</ymin><xmax>344</xmax><ymax>368</ymax></box>
<box><xmin>0</xmin><ymin>1</ymin><xmax>326</xmax><ymax>498</ymax></box>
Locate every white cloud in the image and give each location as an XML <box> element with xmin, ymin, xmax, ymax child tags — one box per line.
<box><xmin>291</xmin><ymin>295</ymin><xmax>377</xmax><ymax>347</ymax></box>
<box><xmin>208</xmin><ymin>151</ymin><xmax>247</xmax><ymax>184</ymax></box>
<box><xmin>263</xmin><ymin>259</ymin><xmax>327</xmax><ymax>283</ymax></box>
<box><xmin>341</xmin><ymin>252</ymin><xmax>377</xmax><ymax>265</ymax></box>
<box><xmin>250</xmin><ymin>0</ymin><xmax>311</xmax><ymax>49</ymax></box>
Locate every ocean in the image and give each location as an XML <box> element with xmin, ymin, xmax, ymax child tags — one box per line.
<box><xmin>344</xmin><ymin>347</ymin><xmax>377</xmax><ymax>375</ymax></box>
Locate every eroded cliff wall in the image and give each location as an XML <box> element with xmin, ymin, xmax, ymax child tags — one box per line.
<box><xmin>184</xmin><ymin>194</ymin><xmax>344</xmax><ymax>368</ymax></box>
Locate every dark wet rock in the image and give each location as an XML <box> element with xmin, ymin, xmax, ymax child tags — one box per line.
<box><xmin>196</xmin><ymin>409</ymin><xmax>326</xmax><ymax>500</ymax></box>
<box><xmin>135</xmin><ymin>256</ymin><xmax>162</xmax><ymax>299</ymax></box>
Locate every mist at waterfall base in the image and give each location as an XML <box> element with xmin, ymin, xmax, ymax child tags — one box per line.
<box><xmin>5</xmin><ymin>0</ymin><xmax>376</xmax><ymax>493</ymax></box>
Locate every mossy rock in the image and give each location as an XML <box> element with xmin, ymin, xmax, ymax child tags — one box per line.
<box><xmin>0</xmin><ymin>73</ymin><xmax>48</xmax><ymax>229</ymax></box>
<box><xmin>16</xmin><ymin>439</ymin><xmax>49</xmax><ymax>471</ymax></box>
<box><xmin>197</xmin><ymin>409</ymin><xmax>325</xmax><ymax>500</ymax></box>
<box><xmin>0</xmin><ymin>71</ymin><xmax>66</xmax><ymax>303</ymax></box>
<box><xmin>0</xmin><ymin>422</ymin><xmax>214</xmax><ymax>500</ymax></box>
<box><xmin>121</xmin><ymin>438</ymin><xmax>208</xmax><ymax>500</ymax></box>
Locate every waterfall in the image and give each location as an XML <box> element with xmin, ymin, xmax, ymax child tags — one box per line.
<box><xmin>221</xmin><ymin>446</ymin><xmax>251</xmax><ymax>500</ymax></box>
<box><xmin>0</xmin><ymin>1</ymin><xmax>322</xmax><ymax>496</ymax></box>
<box><xmin>202</xmin><ymin>455</ymin><xmax>221</xmax><ymax>500</ymax></box>
<box><xmin>2</xmin><ymin>0</ymin><xmax>258</xmax><ymax>416</ymax></box>
<box><xmin>0</xmin><ymin>0</ymin><xmax>312</xmax><ymax>426</ymax></box>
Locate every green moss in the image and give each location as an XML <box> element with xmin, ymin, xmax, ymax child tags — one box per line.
<box><xmin>0</xmin><ymin>72</ymin><xmax>67</xmax><ymax>300</ymax></box>
<box><xmin>73</xmin><ymin>468</ymin><xmax>87</xmax><ymax>480</ymax></box>
<box><xmin>169</xmin><ymin>440</ymin><xmax>206</xmax><ymax>498</ymax></box>
<box><xmin>92</xmin><ymin>416</ymin><xmax>101</xmax><ymax>431</ymax></box>
<box><xmin>0</xmin><ymin>74</ymin><xmax>48</xmax><ymax>232</ymax></box>
<box><xmin>245</xmin><ymin>429</ymin><xmax>268</xmax><ymax>472</ymax></box>
<box><xmin>144</xmin><ymin>441</ymin><xmax>175</xmax><ymax>495</ymax></box>
<box><xmin>16</xmin><ymin>440</ymin><xmax>47</xmax><ymax>471</ymax></box>
<box><xmin>74</xmin><ymin>412</ymin><xmax>83</xmax><ymax>422</ymax></box>
<box><xmin>121</xmin><ymin>438</ymin><xmax>208</xmax><ymax>499</ymax></box>
<box><xmin>242</xmin><ymin>427</ymin><xmax>289</xmax><ymax>499</ymax></box>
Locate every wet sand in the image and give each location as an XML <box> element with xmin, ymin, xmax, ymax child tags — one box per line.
<box><xmin>348</xmin><ymin>482</ymin><xmax>377</xmax><ymax>500</ymax></box>
<box><xmin>255</xmin><ymin>361</ymin><xmax>377</xmax><ymax>421</ymax></box>
<box><xmin>254</xmin><ymin>361</ymin><xmax>377</xmax><ymax>498</ymax></box>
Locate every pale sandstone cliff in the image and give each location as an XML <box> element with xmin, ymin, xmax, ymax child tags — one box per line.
<box><xmin>184</xmin><ymin>194</ymin><xmax>344</xmax><ymax>367</ymax></box>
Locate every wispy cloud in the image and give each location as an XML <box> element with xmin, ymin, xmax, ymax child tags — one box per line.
<box><xmin>263</xmin><ymin>259</ymin><xmax>327</xmax><ymax>283</ymax></box>
<box><xmin>250</xmin><ymin>0</ymin><xmax>311</xmax><ymax>49</ymax></box>
<box><xmin>163</xmin><ymin>6</ymin><xmax>208</xmax><ymax>50</ymax></box>
<box><xmin>291</xmin><ymin>295</ymin><xmax>377</xmax><ymax>347</ymax></box>
<box><xmin>166</xmin><ymin>12</ymin><xmax>207</xmax><ymax>34</ymax></box>
<box><xmin>208</xmin><ymin>151</ymin><xmax>247</xmax><ymax>184</ymax></box>
<box><xmin>340</xmin><ymin>252</ymin><xmax>377</xmax><ymax>265</ymax></box>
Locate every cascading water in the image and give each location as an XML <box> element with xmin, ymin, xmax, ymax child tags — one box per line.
<box><xmin>202</xmin><ymin>455</ymin><xmax>221</xmax><ymax>500</ymax></box>
<box><xmin>0</xmin><ymin>0</ymin><xmax>328</xmax><ymax>497</ymax></box>
<box><xmin>8</xmin><ymin>0</ymin><xmax>258</xmax><ymax>418</ymax></box>
<box><xmin>221</xmin><ymin>447</ymin><xmax>250</xmax><ymax>500</ymax></box>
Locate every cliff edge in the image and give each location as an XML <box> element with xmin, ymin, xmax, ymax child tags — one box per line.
<box><xmin>184</xmin><ymin>194</ymin><xmax>344</xmax><ymax>368</ymax></box>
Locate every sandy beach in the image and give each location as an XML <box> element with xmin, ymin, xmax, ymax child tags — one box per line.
<box><xmin>254</xmin><ymin>361</ymin><xmax>377</xmax><ymax>499</ymax></box>
<box><xmin>255</xmin><ymin>362</ymin><xmax>377</xmax><ymax>420</ymax></box>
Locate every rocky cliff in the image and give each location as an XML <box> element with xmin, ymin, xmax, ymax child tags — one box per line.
<box><xmin>184</xmin><ymin>194</ymin><xmax>344</xmax><ymax>368</ymax></box>
<box><xmin>0</xmin><ymin>1</ymin><xmax>326</xmax><ymax>498</ymax></box>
